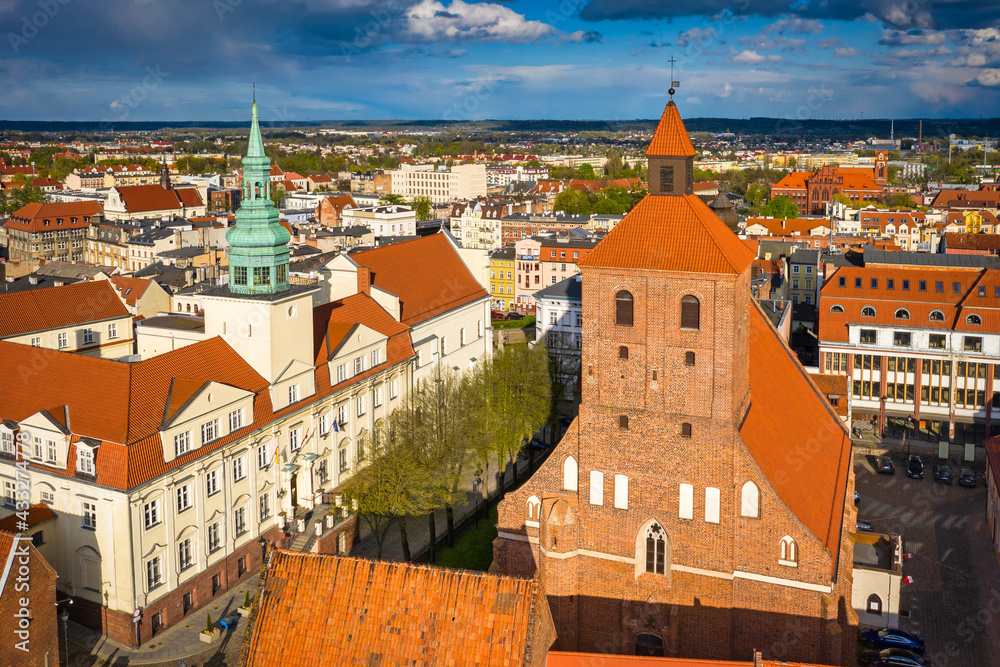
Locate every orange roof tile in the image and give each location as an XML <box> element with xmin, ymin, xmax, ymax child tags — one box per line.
<box><xmin>109</xmin><ymin>276</ymin><xmax>151</xmax><ymax>306</ymax></box>
<box><xmin>745</xmin><ymin>217</ymin><xmax>831</xmax><ymax>235</ymax></box>
<box><xmin>0</xmin><ymin>281</ymin><xmax>129</xmax><ymax>338</ymax></box>
<box><xmin>351</xmin><ymin>234</ymin><xmax>489</xmax><ymax>326</ymax></box>
<box><xmin>646</xmin><ymin>101</ymin><xmax>697</xmax><ymax>157</ymax></box>
<box><xmin>313</xmin><ymin>293</ymin><xmax>413</xmax><ymax>367</ymax></box>
<box><xmin>4</xmin><ymin>201</ymin><xmax>103</xmax><ymax>232</ymax></box>
<box><xmin>741</xmin><ymin>303</ymin><xmax>852</xmax><ymax>568</ymax></box>
<box><xmin>547</xmin><ymin>652</ymin><xmax>836</xmax><ymax>667</ymax></box>
<box><xmin>245</xmin><ymin>553</ymin><xmax>548</xmax><ymax>667</ymax></box>
<box><xmin>0</xmin><ymin>503</ymin><xmax>56</xmax><ymax>532</ymax></box>
<box><xmin>116</xmin><ymin>184</ymin><xmax>203</xmax><ymax>213</ymax></box>
<box><xmin>578</xmin><ymin>194</ymin><xmax>754</xmax><ymax>274</ymax></box>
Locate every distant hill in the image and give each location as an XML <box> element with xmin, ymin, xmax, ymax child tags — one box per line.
<box><xmin>0</xmin><ymin>117</ymin><xmax>998</xmax><ymax>139</ymax></box>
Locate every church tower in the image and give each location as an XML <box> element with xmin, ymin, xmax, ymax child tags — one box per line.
<box><xmin>201</xmin><ymin>97</ymin><xmax>316</xmax><ymax>401</ymax></box>
<box><xmin>226</xmin><ymin>98</ymin><xmax>291</xmax><ymax>296</ymax></box>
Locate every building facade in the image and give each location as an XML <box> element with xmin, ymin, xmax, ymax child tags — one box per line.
<box><xmin>3</xmin><ymin>201</ymin><xmax>101</xmax><ymax>263</ymax></box>
<box><xmin>494</xmin><ymin>100</ymin><xmax>856</xmax><ymax>665</ymax></box>
<box><xmin>489</xmin><ymin>247</ymin><xmax>516</xmax><ymax>312</ymax></box>
<box><xmin>390</xmin><ymin>163</ymin><xmax>487</xmax><ymax>204</ymax></box>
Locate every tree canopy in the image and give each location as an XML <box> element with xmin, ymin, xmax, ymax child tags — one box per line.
<box><xmin>760</xmin><ymin>195</ymin><xmax>799</xmax><ymax>219</ymax></box>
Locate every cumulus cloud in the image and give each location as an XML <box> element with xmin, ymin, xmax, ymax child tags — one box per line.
<box><xmin>977</xmin><ymin>69</ymin><xmax>1000</xmax><ymax>86</ymax></box>
<box><xmin>403</xmin><ymin>0</ymin><xmax>575</xmax><ymax>43</ymax></box>
<box><xmin>764</xmin><ymin>16</ymin><xmax>824</xmax><ymax>34</ymax></box>
<box><xmin>740</xmin><ymin>34</ymin><xmax>807</xmax><ymax>52</ymax></box>
<box><xmin>731</xmin><ymin>50</ymin><xmax>782</xmax><ymax>65</ymax></box>
<box><xmin>676</xmin><ymin>27</ymin><xmax>716</xmax><ymax>47</ymax></box>
<box><xmin>718</xmin><ymin>82</ymin><xmax>733</xmax><ymax>98</ymax></box>
<box><xmin>834</xmin><ymin>47</ymin><xmax>860</xmax><ymax>58</ymax></box>
<box><xmin>950</xmin><ymin>53</ymin><xmax>988</xmax><ymax>67</ymax></box>
<box><xmin>879</xmin><ymin>29</ymin><xmax>946</xmax><ymax>46</ymax></box>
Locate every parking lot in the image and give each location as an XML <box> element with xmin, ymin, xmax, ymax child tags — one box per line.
<box><xmin>854</xmin><ymin>449</ymin><xmax>1000</xmax><ymax>666</ymax></box>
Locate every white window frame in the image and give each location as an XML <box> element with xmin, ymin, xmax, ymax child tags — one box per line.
<box><xmin>233</xmin><ymin>454</ymin><xmax>247</xmax><ymax>482</ymax></box>
<box><xmin>78</xmin><ymin>447</ymin><xmax>94</xmax><ymax>474</ymax></box>
<box><xmin>234</xmin><ymin>505</ymin><xmax>248</xmax><ymax>536</ymax></box>
<box><xmin>176</xmin><ymin>484</ymin><xmax>191</xmax><ymax>512</ymax></box>
<box><xmin>178</xmin><ymin>538</ymin><xmax>193</xmax><ymax>571</ymax></box>
<box><xmin>228</xmin><ymin>408</ymin><xmax>244</xmax><ymax>432</ymax></box>
<box><xmin>288</xmin><ymin>383</ymin><xmax>300</xmax><ymax>404</ymax></box>
<box><xmin>337</xmin><ymin>364</ymin><xmax>347</xmax><ymax>383</ymax></box>
<box><xmin>289</xmin><ymin>428</ymin><xmax>302</xmax><ymax>451</ymax></box>
<box><xmin>357</xmin><ymin>395</ymin><xmax>366</xmax><ymax>417</ymax></box>
<box><xmin>354</xmin><ymin>357</ymin><xmax>364</xmax><ymax>375</ymax></box>
<box><xmin>146</xmin><ymin>555</ymin><xmax>162</xmax><ymax>589</ymax></box>
<box><xmin>57</xmin><ymin>332</ymin><xmax>68</xmax><ymax>349</ymax></box>
<box><xmin>108</xmin><ymin>323</ymin><xmax>118</xmax><ymax>339</ymax></box>
<box><xmin>83</xmin><ymin>328</ymin><xmax>94</xmax><ymax>344</ymax></box>
<box><xmin>206</xmin><ymin>469</ymin><xmax>220</xmax><ymax>496</ymax></box>
<box><xmin>208</xmin><ymin>522</ymin><xmax>221</xmax><ymax>552</ymax></box>
<box><xmin>257</xmin><ymin>442</ymin><xmax>270</xmax><ymax>469</ymax></box>
<box><xmin>319</xmin><ymin>413</ymin><xmax>330</xmax><ymax>436</ymax></box>
<box><xmin>201</xmin><ymin>419</ymin><xmax>219</xmax><ymax>444</ymax></box>
<box><xmin>82</xmin><ymin>501</ymin><xmax>97</xmax><ymax>529</ymax></box>
<box><xmin>46</xmin><ymin>440</ymin><xmax>57</xmax><ymax>463</ymax></box>
<box><xmin>259</xmin><ymin>493</ymin><xmax>271</xmax><ymax>520</ymax></box>
<box><xmin>374</xmin><ymin>385</ymin><xmax>383</xmax><ymax>408</ymax></box>
<box><xmin>174</xmin><ymin>431</ymin><xmax>191</xmax><ymax>457</ymax></box>
<box><xmin>143</xmin><ymin>498</ymin><xmax>161</xmax><ymax>530</ymax></box>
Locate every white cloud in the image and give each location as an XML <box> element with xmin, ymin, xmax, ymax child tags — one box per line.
<box><xmin>403</xmin><ymin>0</ymin><xmax>570</xmax><ymax>44</ymax></box>
<box><xmin>879</xmin><ymin>29</ymin><xmax>946</xmax><ymax>46</ymax></box>
<box><xmin>834</xmin><ymin>48</ymin><xmax>860</xmax><ymax>58</ymax></box>
<box><xmin>977</xmin><ymin>69</ymin><xmax>1000</xmax><ymax>86</ymax></box>
<box><xmin>764</xmin><ymin>17</ymin><xmax>824</xmax><ymax>34</ymax></box>
<box><xmin>718</xmin><ymin>82</ymin><xmax>733</xmax><ymax>98</ymax></box>
<box><xmin>677</xmin><ymin>27</ymin><xmax>716</xmax><ymax>47</ymax></box>
<box><xmin>110</xmin><ymin>101</ymin><xmax>126</xmax><ymax>109</ymax></box>
<box><xmin>731</xmin><ymin>50</ymin><xmax>781</xmax><ymax>65</ymax></box>
<box><xmin>950</xmin><ymin>54</ymin><xmax>988</xmax><ymax>67</ymax></box>
<box><xmin>685</xmin><ymin>96</ymin><xmax>703</xmax><ymax>104</ymax></box>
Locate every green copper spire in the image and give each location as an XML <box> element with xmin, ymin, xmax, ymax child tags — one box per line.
<box><xmin>226</xmin><ymin>97</ymin><xmax>291</xmax><ymax>296</ymax></box>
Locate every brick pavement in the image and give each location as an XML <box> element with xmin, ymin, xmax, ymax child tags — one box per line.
<box><xmin>854</xmin><ymin>447</ymin><xmax>1000</xmax><ymax>666</ymax></box>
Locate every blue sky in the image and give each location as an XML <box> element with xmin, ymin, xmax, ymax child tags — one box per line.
<box><xmin>1</xmin><ymin>0</ymin><xmax>998</xmax><ymax>122</ymax></box>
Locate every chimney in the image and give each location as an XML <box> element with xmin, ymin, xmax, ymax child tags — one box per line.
<box><xmin>357</xmin><ymin>266</ymin><xmax>372</xmax><ymax>296</ymax></box>
<box><xmin>28</xmin><ymin>275</ymin><xmax>38</xmax><ymax>285</ymax></box>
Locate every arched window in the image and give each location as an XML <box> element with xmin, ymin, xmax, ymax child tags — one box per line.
<box><xmin>644</xmin><ymin>523</ymin><xmax>667</xmax><ymax>575</ymax></box>
<box><xmin>680</xmin><ymin>295</ymin><xmax>700</xmax><ymax>330</ymax></box>
<box><xmin>779</xmin><ymin>536</ymin><xmax>798</xmax><ymax>565</ymax></box>
<box><xmin>636</xmin><ymin>633</ymin><xmax>665</xmax><ymax>657</ymax></box>
<box><xmin>967</xmin><ymin>313</ymin><xmax>982</xmax><ymax>326</ymax></box>
<box><xmin>615</xmin><ymin>290</ymin><xmax>633</xmax><ymax>326</ymax></box>
<box><xmin>866</xmin><ymin>594</ymin><xmax>883</xmax><ymax>615</ymax></box>
<box><xmin>929</xmin><ymin>310</ymin><xmax>945</xmax><ymax>322</ymax></box>
<box><xmin>619</xmin><ymin>415</ymin><xmax>629</xmax><ymax>430</ymax></box>
<box><xmin>895</xmin><ymin>308</ymin><xmax>910</xmax><ymax>320</ymax></box>
<box><xmin>563</xmin><ymin>456</ymin><xmax>578</xmax><ymax>491</ymax></box>
<box><xmin>861</xmin><ymin>306</ymin><xmax>876</xmax><ymax>318</ymax></box>
<box><xmin>680</xmin><ymin>423</ymin><xmax>692</xmax><ymax>438</ymax></box>
<box><xmin>619</xmin><ymin>345</ymin><xmax>629</xmax><ymax>360</ymax></box>
<box><xmin>526</xmin><ymin>495</ymin><xmax>541</xmax><ymax>523</ymax></box>
<box><xmin>740</xmin><ymin>481</ymin><xmax>760</xmax><ymax>518</ymax></box>
<box><xmin>829</xmin><ymin>305</ymin><xmax>844</xmax><ymax>313</ymax></box>
<box><xmin>685</xmin><ymin>351</ymin><xmax>695</xmax><ymax>366</ymax></box>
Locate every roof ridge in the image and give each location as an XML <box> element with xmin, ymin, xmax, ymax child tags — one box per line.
<box><xmin>683</xmin><ymin>196</ymin><xmax>739</xmax><ymax>273</ymax></box>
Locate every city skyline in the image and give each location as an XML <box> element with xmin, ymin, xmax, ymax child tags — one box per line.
<box><xmin>1</xmin><ymin>0</ymin><xmax>999</xmax><ymax>122</ymax></box>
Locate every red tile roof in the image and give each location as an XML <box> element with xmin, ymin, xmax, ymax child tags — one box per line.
<box><xmin>578</xmin><ymin>194</ymin><xmax>754</xmax><ymax>275</ymax></box>
<box><xmin>351</xmin><ymin>234</ymin><xmax>489</xmax><ymax>326</ymax></box>
<box><xmin>745</xmin><ymin>217</ymin><xmax>831</xmax><ymax>235</ymax></box>
<box><xmin>0</xmin><ymin>503</ymin><xmax>56</xmax><ymax>532</ymax></box>
<box><xmin>945</xmin><ymin>232</ymin><xmax>1000</xmax><ymax>252</ymax></box>
<box><xmin>808</xmin><ymin>373</ymin><xmax>850</xmax><ymax>418</ymax></box>
<box><xmin>646</xmin><ymin>101</ymin><xmax>697</xmax><ymax>157</ymax></box>
<box><xmin>742</xmin><ymin>302</ymin><xmax>852</xmax><ymax>567</ymax></box>
<box><xmin>313</xmin><ymin>293</ymin><xmax>414</xmax><ymax>368</ymax></box>
<box><xmin>245</xmin><ymin>553</ymin><xmax>548</xmax><ymax>667</ymax></box>
<box><xmin>116</xmin><ymin>184</ymin><xmax>204</xmax><ymax>213</ymax></box>
<box><xmin>4</xmin><ymin>201</ymin><xmax>103</xmax><ymax>232</ymax></box>
<box><xmin>109</xmin><ymin>276</ymin><xmax>152</xmax><ymax>306</ymax></box>
<box><xmin>932</xmin><ymin>189</ymin><xmax>1000</xmax><ymax>209</ymax></box>
<box><xmin>0</xmin><ymin>281</ymin><xmax>130</xmax><ymax>338</ymax></box>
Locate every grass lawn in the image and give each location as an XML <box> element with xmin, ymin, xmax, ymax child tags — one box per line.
<box><xmin>491</xmin><ymin>316</ymin><xmax>536</xmax><ymax>330</ymax></box>
<box><xmin>432</xmin><ymin>505</ymin><xmax>498</xmax><ymax>572</ymax></box>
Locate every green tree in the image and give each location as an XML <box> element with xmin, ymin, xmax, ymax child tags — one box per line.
<box><xmin>604</xmin><ymin>150</ymin><xmax>623</xmax><ymax>178</ymax></box>
<box><xmin>577</xmin><ymin>163</ymin><xmax>596</xmax><ymax>179</ymax></box>
<box><xmin>379</xmin><ymin>193</ymin><xmax>406</xmax><ymax>206</ymax></box>
<box><xmin>760</xmin><ymin>195</ymin><xmax>799</xmax><ymax>219</ymax></box>
<box><xmin>831</xmin><ymin>193</ymin><xmax>852</xmax><ymax>207</ymax></box>
<box><xmin>553</xmin><ymin>189</ymin><xmax>592</xmax><ymax>215</ymax></box>
<box><xmin>270</xmin><ymin>187</ymin><xmax>286</xmax><ymax>209</ymax></box>
<box><xmin>481</xmin><ymin>343</ymin><xmax>551</xmax><ymax>497</ymax></box>
<box><xmin>342</xmin><ymin>413</ymin><xmax>433</xmax><ymax>560</ymax></box>
<box><xmin>0</xmin><ymin>186</ymin><xmax>48</xmax><ymax>215</ymax></box>
<box><xmin>411</xmin><ymin>195</ymin><xmax>433</xmax><ymax>222</ymax></box>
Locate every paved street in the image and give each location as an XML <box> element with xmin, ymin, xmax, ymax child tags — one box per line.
<box><xmin>854</xmin><ymin>448</ymin><xmax>1000</xmax><ymax>666</ymax></box>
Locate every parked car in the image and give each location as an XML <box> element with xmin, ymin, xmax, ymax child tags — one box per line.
<box><xmin>856</xmin><ymin>520</ymin><xmax>874</xmax><ymax>532</ymax></box>
<box><xmin>959</xmin><ymin>469</ymin><xmax>977</xmax><ymax>488</ymax></box>
<box><xmin>876</xmin><ymin>455</ymin><xmax>895</xmax><ymax>474</ymax></box>
<box><xmin>504</xmin><ymin>312</ymin><xmax>524</xmax><ymax>320</ymax></box>
<box><xmin>860</xmin><ymin>647</ymin><xmax>926</xmax><ymax>666</ymax></box>
<box><xmin>854</xmin><ymin>490</ymin><xmax>861</xmax><ymax>505</ymax></box>
<box><xmin>859</xmin><ymin>628</ymin><xmax>925</xmax><ymax>654</ymax></box>
<box><xmin>906</xmin><ymin>455</ymin><xmax>924</xmax><ymax>479</ymax></box>
<box><xmin>934</xmin><ymin>463</ymin><xmax>953</xmax><ymax>485</ymax></box>
<box><xmin>518</xmin><ymin>437</ymin><xmax>550</xmax><ymax>459</ymax></box>
<box><xmin>490</xmin><ymin>310</ymin><xmax>506</xmax><ymax>321</ymax></box>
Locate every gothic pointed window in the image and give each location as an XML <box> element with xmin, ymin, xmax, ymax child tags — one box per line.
<box><xmin>644</xmin><ymin>523</ymin><xmax>667</xmax><ymax>575</ymax></box>
<box><xmin>680</xmin><ymin>295</ymin><xmax>700</xmax><ymax>330</ymax></box>
<box><xmin>616</xmin><ymin>290</ymin><xmax>633</xmax><ymax>327</ymax></box>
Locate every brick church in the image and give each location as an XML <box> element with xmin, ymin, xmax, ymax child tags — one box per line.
<box><xmin>494</xmin><ymin>100</ymin><xmax>858</xmax><ymax>665</ymax></box>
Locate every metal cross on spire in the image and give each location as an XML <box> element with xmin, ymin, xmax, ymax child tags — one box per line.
<box><xmin>668</xmin><ymin>56</ymin><xmax>679</xmax><ymax>98</ymax></box>
<box><xmin>253</xmin><ymin>81</ymin><xmax>256</xmax><ymax>104</ymax></box>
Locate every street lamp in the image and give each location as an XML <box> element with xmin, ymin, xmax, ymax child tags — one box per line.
<box><xmin>472</xmin><ymin>471</ymin><xmax>483</xmax><ymax>529</ymax></box>
<box><xmin>59</xmin><ymin>607</ymin><xmax>70</xmax><ymax>667</ymax></box>
<box><xmin>905</xmin><ymin>416</ymin><xmax>916</xmax><ymax>460</ymax></box>
<box><xmin>258</xmin><ymin>536</ymin><xmax>268</xmax><ymax>567</ymax></box>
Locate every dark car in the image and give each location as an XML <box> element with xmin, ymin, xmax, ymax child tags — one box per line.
<box><xmin>934</xmin><ymin>463</ymin><xmax>953</xmax><ymax>485</ymax></box>
<box><xmin>504</xmin><ymin>312</ymin><xmax>524</xmax><ymax>320</ymax></box>
<box><xmin>959</xmin><ymin>469</ymin><xmax>977</xmax><ymax>488</ymax></box>
<box><xmin>906</xmin><ymin>455</ymin><xmax>924</xmax><ymax>479</ymax></box>
<box><xmin>876</xmin><ymin>455</ymin><xmax>895</xmax><ymax>474</ymax></box>
<box><xmin>859</xmin><ymin>627</ymin><xmax>925</xmax><ymax>654</ymax></box>
<box><xmin>861</xmin><ymin>647</ymin><xmax>927</xmax><ymax>666</ymax></box>
<box><xmin>518</xmin><ymin>437</ymin><xmax>550</xmax><ymax>459</ymax></box>
<box><xmin>856</xmin><ymin>519</ymin><xmax>874</xmax><ymax>532</ymax></box>
<box><xmin>854</xmin><ymin>490</ymin><xmax>861</xmax><ymax>505</ymax></box>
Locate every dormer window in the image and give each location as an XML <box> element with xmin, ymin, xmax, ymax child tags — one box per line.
<box><xmin>78</xmin><ymin>447</ymin><xmax>94</xmax><ymax>475</ymax></box>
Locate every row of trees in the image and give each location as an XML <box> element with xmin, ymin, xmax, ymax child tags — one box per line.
<box><xmin>552</xmin><ymin>185</ymin><xmax>646</xmax><ymax>215</ymax></box>
<box><xmin>344</xmin><ymin>344</ymin><xmax>551</xmax><ymax>560</ymax></box>
<box><xmin>0</xmin><ymin>185</ymin><xmax>48</xmax><ymax>215</ymax></box>
<box><xmin>378</xmin><ymin>193</ymin><xmax>434</xmax><ymax>221</ymax></box>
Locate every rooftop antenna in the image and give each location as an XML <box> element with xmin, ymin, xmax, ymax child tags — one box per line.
<box><xmin>253</xmin><ymin>81</ymin><xmax>255</xmax><ymax>104</ymax></box>
<box><xmin>668</xmin><ymin>55</ymin><xmax>679</xmax><ymax>99</ymax></box>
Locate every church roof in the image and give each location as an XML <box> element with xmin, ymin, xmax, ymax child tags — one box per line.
<box><xmin>243</xmin><ymin>553</ymin><xmax>547</xmax><ymax>667</ymax></box>
<box><xmin>0</xmin><ymin>280</ymin><xmax>129</xmax><ymax>338</ymax></box>
<box><xmin>577</xmin><ymin>194</ymin><xmax>754</xmax><ymax>275</ymax></box>
<box><xmin>645</xmin><ymin>100</ymin><xmax>697</xmax><ymax>158</ymax></box>
<box><xmin>740</xmin><ymin>302</ymin><xmax>852</xmax><ymax>566</ymax></box>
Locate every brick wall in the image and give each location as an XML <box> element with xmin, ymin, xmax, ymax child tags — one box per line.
<box><xmin>0</xmin><ymin>538</ymin><xmax>59</xmax><ymax>667</ymax></box>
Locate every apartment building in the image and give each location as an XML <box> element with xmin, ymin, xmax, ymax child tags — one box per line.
<box><xmin>513</xmin><ymin>234</ymin><xmax>599</xmax><ymax>313</ymax></box>
<box><xmin>449</xmin><ymin>201</ymin><xmax>511</xmax><ymax>250</ymax></box>
<box><xmin>339</xmin><ymin>204</ymin><xmax>416</xmax><ymax>238</ymax></box>
<box><xmin>787</xmin><ymin>248</ymin><xmax>821</xmax><ymax>306</ymax></box>
<box><xmin>3</xmin><ymin>201</ymin><xmax>102</xmax><ymax>263</ymax></box>
<box><xmin>818</xmin><ymin>258</ymin><xmax>1000</xmax><ymax>457</ymax></box>
<box><xmin>485</xmin><ymin>164</ymin><xmax>549</xmax><ymax>188</ymax></box>
<box><xmin>489</xmin><ymin>247</ymin><xmax>515</xmax><ymax>312</ymax></box>
<box><xmin>390</xmin><ymin>163</ymin><xmax>486</xmax><ymax>204</ymax></box>
<box><xmin>500</xmin><ymin>212</ymin><xmax>590</xmax><ymax>246</ymax></box>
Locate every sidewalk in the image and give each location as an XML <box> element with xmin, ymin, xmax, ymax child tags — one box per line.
<box><xmin>65</xmin><ymin>574</ymin><xmax>259</xmax><ymax>666</ymax></box>
<box><xmin>351</xmin><ymin>448</ymin><xmax>544</xmax><ymax>563</ymax></box>
<box><xmin>851</xmin><ymin>432</ymin><xmax>987</xmax><ymax>468</ymax></box>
